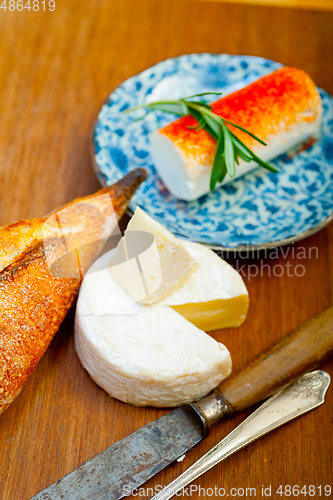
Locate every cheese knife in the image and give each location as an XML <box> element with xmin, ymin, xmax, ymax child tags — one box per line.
<box><xmin>151</xmin><ymin>370</ymin><xmax>330</xmax><ymax>500</ymax></box>
<box><xmin>30</xmin><ymin>306</ymin><xmax>333</xmax><ymax>500</ymax></box>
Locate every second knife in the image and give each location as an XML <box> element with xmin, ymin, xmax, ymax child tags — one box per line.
<box><xmin>31</xmin><ymin>306</ymin><xmax>333</xmax><ymax>500</ymax></box>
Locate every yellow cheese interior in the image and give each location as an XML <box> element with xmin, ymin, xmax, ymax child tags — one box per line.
<box><xmin>170</xmin><ymin>295</ymin><xmax>249</xmax><ymax>332</ymax></box>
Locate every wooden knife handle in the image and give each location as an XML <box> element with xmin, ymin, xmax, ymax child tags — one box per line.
<box><xmin>219</xmin><ymin>306</ymin><xmax>333</xmax><ymax>413</ymax></box>
<box><xmin>193</xmin><ymin>307</ymin><xmax>333</xmax><ymax>429</ymax></box>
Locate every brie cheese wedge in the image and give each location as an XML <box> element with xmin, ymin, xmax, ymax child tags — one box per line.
<box><xmin>75</xmin><ymin>240</ymin><xmax>248</xmax><ymax>407</ymax></box>
<box><xmin>110</xmin><ymin>206</ymin><xmax>197</xmax><ymax>304</ymax></box>
<box><xmin>161</xmin><ymin>240</ymin><xmax>249</xmax><ymax>331</ymax></box>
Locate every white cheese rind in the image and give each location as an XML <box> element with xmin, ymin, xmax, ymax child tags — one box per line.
<box><xmin>160</xmin><ymin>240</ymin><xmax>248</xmax><ymax>305</ymax></box>
<box><xmin>150</xmin><ymin>120</ymin><xmax>321</xmax><ymax>201</ymax></box>
<box><xmin>160</xmin><ymin>240</ymin><xmax>249</xmax><ymax>331</ymax></box>
<box><xmin>149</xmin><ymin>66</ymin><xmax>323</xmax><ymax>201</ymax></box>
<box><xmin>74</xmin><ymin>247</ymin><xmax>232</xmax><ymax>407</ymax></box>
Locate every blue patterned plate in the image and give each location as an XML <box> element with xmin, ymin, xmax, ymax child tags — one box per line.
<box><xmin>92</xmin><ymin>54</ymin><xmax>333</xmax><ymax>250</ymax></box>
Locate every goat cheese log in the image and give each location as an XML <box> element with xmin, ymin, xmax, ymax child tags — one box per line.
<box><xmin>0</xmin><ymin>168</ymin><xmax>146</xmax><ymax>416</ymax></box>
<box><xmin>150</xmin><ymin>66</ymin><xmax>323</xmax><ymax>200</ymax></box>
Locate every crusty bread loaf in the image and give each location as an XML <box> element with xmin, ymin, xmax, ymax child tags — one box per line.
<box><xmin>0</xmin><ymin>168</ymin><xmax>146</xmax><ymax>415</ymax></box>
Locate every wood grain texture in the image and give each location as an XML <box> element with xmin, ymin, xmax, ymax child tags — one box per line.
<box><xmin>217</xmin><ymin>307</ymin><xmax>333</xmax><ymax>412</ymax></box>
<box><xmin>196</xmin><ymin>0</ymin><xmax>333</xmax><ymax>13</ymax></box>
<box><xmin>0</xmin><ymin>1</ymin><xmax>332</xmax><ymax>499</ymax></box>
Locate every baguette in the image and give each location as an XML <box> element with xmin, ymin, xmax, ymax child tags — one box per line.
<box><xmin>150</xmin><ymin>66</ymin><xmax>322</xmax><ymax>200</ymax></box>
<box><xmin>0</xmin><ymin>168</ymin><xmax>146</xmax><ymax>415</ymax></box>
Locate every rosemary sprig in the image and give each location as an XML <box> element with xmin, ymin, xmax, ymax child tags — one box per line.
<box><xmin>124</xmin><ymin>92</ymin><xmax>278</xmax><ymax>190</ymax></box>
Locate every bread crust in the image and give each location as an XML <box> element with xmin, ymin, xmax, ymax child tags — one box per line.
<box><xmin>0</xmin><ymin>168</ymin><xmax>147</xmax><ymax>415</ymax></box>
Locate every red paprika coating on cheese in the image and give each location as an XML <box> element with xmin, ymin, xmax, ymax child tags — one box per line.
<box><xmin>160</xmin><ymin>67</ymin><xmax>322</xmax><ymax>167</ymax></box>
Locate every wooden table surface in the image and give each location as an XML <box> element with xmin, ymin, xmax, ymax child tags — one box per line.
<box><xmin>199</xmin><ymin>0</ymin><xmax>333</xmax><ymax>11</ymax></box>
<box><xmin>0</xmin><ymin>1</ymin><xmax>333</xmax><ymax>499</ymax></box>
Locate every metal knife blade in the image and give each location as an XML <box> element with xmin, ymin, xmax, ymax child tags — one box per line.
<box><xmin>30</xmin><ymin>306</ymin><xmax>333</xmax><ymax>500</ymax></box>
<box><xmin>30</xmin><ymin>406</ymin><xmax>204</xmax><ymax>500</ymax></box>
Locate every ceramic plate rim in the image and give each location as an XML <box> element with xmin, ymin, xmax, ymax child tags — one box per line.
<box><xmin>90</xmin><ymin>52</ymin><xmax>333</xmax><ymax>252</ymax></box>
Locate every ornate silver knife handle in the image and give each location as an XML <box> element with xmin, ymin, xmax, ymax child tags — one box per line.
<box><xmin>151</xmin><ymin>370</ymin><xmax>330</xmax><ymax>500</ymax></box>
